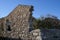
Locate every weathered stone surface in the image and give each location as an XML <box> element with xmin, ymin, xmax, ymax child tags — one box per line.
<box><xmin>0</xmin><ymin>4</ymin><xmax>60</xmax><ymax>40</ymax></box>
<box><xmin>0</xmin><ymin>5</ymin><xmax>34</xmax><ymax>40</ymax></box>
<box><xmin>30</xmin><ymin>29</ymin><xmax>42</xmax><ymax>40</ymax></box>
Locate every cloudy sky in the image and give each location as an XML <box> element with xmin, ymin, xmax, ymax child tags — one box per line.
<box><xmin>0</xmin><ymin>0</ymin><xmax>60</xmax><ymax>19</ymax></box>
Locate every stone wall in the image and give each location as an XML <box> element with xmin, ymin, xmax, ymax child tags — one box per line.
<box><xmin>29</xmin><ymin>29</ymin><xmax>60</xmax><ymax>40</ymax></box>
<box><xmin>0</xmin><ymin>5</ymin><xmax>34</xmax><ymax>40</ymax></box>
<box><xmin>0</xmin><ymin>4</ymin><xmax>60</xmax><ymax>40</ymax></box>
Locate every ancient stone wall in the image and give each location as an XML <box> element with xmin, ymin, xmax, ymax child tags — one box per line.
<box><xmin>0</xmin><ymin>5</ymin><xmax>33</xmax><ymax>40</ymax></box>
<box><xmin>0</xmin><ymin>5</ymin><xmax>60</xmax><ymax>40</ymax></box>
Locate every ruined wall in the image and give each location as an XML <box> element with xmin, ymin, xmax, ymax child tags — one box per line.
<box><xmin>0</xmin><ymin>5</ymin><xmax>60</xmax><ymax>40</ymax></box>
<box><xmin>0</xmin><ymin>5</ymin><xmax>33</xmax><ymax>40</ymax></box>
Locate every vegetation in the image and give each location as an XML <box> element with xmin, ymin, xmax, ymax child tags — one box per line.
<box><xmin>33</xmin><ymin>15</ymin><xmax>60</xmax><ymax>29</ymax></box>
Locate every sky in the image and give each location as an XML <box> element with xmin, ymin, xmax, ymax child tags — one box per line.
<box><xmin>0</xmin><ymin>0</ymin><xmax>60</xmax><ymax>19</ymax></box>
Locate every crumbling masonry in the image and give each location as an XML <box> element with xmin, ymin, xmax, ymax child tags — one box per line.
<box><xmin>0</xmin><ymin>5</ymin><xmax>42</xmax><ymax>40</ymax></box>
<box><xmin>1</xmin><ymin>5</ymin><xmax>60</xmax><ymax>40</ymax></box>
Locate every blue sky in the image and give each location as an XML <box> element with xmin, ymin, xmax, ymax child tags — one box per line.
<box><xmin>0</xmin><ymin>0</ymin><xmax>60</xmax><ymax>19</ymax></box>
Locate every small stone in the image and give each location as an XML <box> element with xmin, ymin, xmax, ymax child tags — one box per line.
<box><xmin>33</xmin><ymin>33</ymin><xmax>38</xmax><ymax>36</ymax></box>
